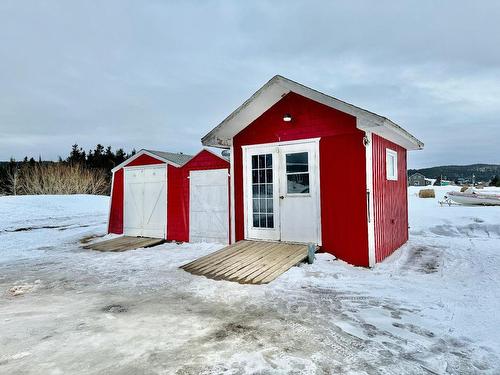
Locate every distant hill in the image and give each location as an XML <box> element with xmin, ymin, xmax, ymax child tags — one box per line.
<box><xmin>408</xmin><ymin>164</ymin><xmax>500</xmax><ymax>182</ymax></box>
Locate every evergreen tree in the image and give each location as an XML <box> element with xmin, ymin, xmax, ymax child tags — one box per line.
<box><xmin>115</xmin><ymin>148</ymin><xmax>126</xmax><ymax>165</ymax></box>
<box><xmin>491</xmin><ymin>175</ymin><xmax>500</xmax><ymax>187</ymax></box>
<box><xmin>67</xmin><ymin>144</ymin><xmax>86</xmax><ymax>165</ymax></box>
<box><xmin>89</xmin><ymin>144</ymin><xmax>106</xmax><ymax>169</ymax></box>
<box><xmin>104</xmin><ymin>146</ymin><xmax>115</xmax><ymax>171</ymax></box>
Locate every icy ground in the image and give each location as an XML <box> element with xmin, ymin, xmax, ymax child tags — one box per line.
<box><xmin>1</xmin><ymin>189</ymin><xmax>499</xmax><ymax>374</ymax></box>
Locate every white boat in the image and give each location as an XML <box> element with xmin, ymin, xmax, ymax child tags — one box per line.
<box><xmin>445</xmin><ymin>188</ymin><xmax>500</xmax><ymax>206</ymax></box>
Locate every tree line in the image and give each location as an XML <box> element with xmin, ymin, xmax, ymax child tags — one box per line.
<box><xmin>0</xmin><ymin>144</ymin><xmax>136</xmax><ymax>195</ymax></box>
<box><xmin>491</xmin><ymin>175</ymin><xmax>500</xmax><ymax>187</ymax></box>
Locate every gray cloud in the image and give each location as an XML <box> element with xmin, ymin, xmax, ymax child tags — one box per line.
<box><xmin>0</xmin><ymin>1</ymin><xmax>499</xmax><ymax>168</ymax></box>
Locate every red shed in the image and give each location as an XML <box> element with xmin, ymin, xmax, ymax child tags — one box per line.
<box><xmin>202</xmin><ymin>76</ymin><xmax>423</xmax><ymax>266</ymax></box>
<box><xmin>108</xmin><ymin>149</ymin><xmax>230</xmax><ymax>244</ymax></box>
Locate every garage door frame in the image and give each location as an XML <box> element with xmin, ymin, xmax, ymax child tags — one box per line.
<box><xmin>123</xmin><ymin>164</ymin><xmax>167</xmax><ymax>239</ymax></box>
<box><xmin>189</xmin><ymin>168</ymin><xmax>229</xmax><ymax>244</ymax></box>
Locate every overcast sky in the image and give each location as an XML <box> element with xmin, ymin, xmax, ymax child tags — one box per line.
<box><xmin>1</xmin><ymin>1</ymin><xmax>499</xmax><ymax>168</ymax></box>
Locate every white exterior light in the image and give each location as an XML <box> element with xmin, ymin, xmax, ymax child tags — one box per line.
<box><xmin>283</xmin><ymin>114</ymin><xmax>292</xmax><ymax>122</ymax></box>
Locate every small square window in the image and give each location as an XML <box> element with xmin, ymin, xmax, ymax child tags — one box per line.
<box><xmin>386</xmin><ymin>149</ymin><xmax>398</xmax><ymax>181</ymax></box>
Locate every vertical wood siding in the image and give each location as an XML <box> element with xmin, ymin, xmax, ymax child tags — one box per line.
<box><xmin>108</xmin><ymin>153</ymin><xmax>165</xmax><ymax>234</ymax></box>
<box><xmin>108</xmin><ymin>150</ymin><xmax>229</xmax><ymax>243</ymax></box>
<box><xmin>372</xmin><ymin>134</ymin><xmax>408</xmax><ymax>262</ymax></box>
<box><xmin>233</xmin><ymin>92</ymin><xmax>370</xmax><ymax>266</ymax></box>
<box><xmin>167</xmin><ymin>150</ymin><xmax>230</xmax><ymax>243</ymax></box>
<box><xmin>108</xmin><ymin>168</ymin><xmax>124</xmax><ymax>234</ymax></box>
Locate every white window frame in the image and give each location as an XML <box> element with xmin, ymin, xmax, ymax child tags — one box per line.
<box><xmin>386</xmin><ymin>149</ymin><xmax>398</xmax><ymax>181</ymax></box>
<box><xmin>284</xmin><ymin>151</ymin><xmax>310</xmax><ymax>196</ymax></box>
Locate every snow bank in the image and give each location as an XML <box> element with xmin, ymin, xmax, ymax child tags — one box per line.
<box><xmin>0</xmin><ymin>191</ymin><xmax>499</xmax><ymax>374</ymax></box>
<box><xmin>0</xmin><ymin>194</ymin><xmax>108</xmax><ymax>263</ymax></box>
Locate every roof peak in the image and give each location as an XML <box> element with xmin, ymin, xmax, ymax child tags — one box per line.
<box><xmin>202</xmin><ymin>75</ymin><xmax>424</xmax><ymax>151</ymax></box>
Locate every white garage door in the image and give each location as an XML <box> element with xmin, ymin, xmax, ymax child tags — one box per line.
<box><xmin>189</xmin><ymin>169</ymin><xmax>229</xmax><ymax>244</ymax></box>
<box><xmin>124</xmin><ymin>166</ymin><xmax>166</xmax><ymax>239</ymax></box>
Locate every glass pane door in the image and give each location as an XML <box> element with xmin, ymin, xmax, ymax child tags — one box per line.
<box><xmin>251</xmin><ymin>153</ymin><xmax>274</xmax><ymax>228</ymax></box>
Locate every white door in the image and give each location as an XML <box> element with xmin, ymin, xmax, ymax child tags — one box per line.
<box><xmin>124</xmin><ymin>166</ymin><xmax>166</xmax><ymax>238</ymax></box>
<box><xmin>278</xmin><ymin>142</ymin><xmax>320</xmax><ymax>244</ymax></box>
<box><xmin>245</xmin><ymin>147</ymin><xmax>281</xmax><ymax>241</ymax></box>
<box><xmin>189</xmin><ymin>169</ymin><xmax>229</xmax><ymax>244</ymax></box>
<box><xmin>244</xmin><ymin>140</ymin><xmax>321</xmax><ymax>244</ymax></box>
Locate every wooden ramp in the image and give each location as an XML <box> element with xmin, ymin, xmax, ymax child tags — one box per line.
<box><xmin>84</xmin><ymin>236</ymin><xmax>164</xmax><ymax>252</ymax></box>
<box><xmin>181</xmin><ymin>240</ymin><xmax>308</xmax><ymax>285</ymax></box>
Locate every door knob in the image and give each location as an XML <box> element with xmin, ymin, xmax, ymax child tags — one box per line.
<box><xmin>279</xmin><ymin>195</ymin><xmax>285</xmax><ymax>199</ymax></box>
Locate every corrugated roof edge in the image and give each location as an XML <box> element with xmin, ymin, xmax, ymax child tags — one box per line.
<box><xmin>144</xmin><ymin>149</ymin><xmax>194</xmax><ymax>166</ymax></box>
<box><xmin>111</xmin><ymin>149</ymin><xmax>194</xmax><ymax>172</ymax></box>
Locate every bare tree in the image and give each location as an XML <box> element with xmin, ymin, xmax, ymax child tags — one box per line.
<box><xmin>6</xmin><ymin>166</ymin><xmax>20</xmax><ymax>195</ymax></box>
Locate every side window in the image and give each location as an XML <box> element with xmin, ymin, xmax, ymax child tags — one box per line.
<box><xmin>386</xmin><ymin>149</ymin><xmax>398</xmax><ymax>181</ymax></box>
<box><xmin>285</xmin><ymin>152</ymin><xmax>310</xmax><ymax>194</ymax></box>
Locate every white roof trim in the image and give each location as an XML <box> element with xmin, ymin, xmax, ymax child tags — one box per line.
<box><xmin>111</xmin><ymin>149</ymin><xmax>180</xmax><ymax>173</ymax></box>
<box><xmin>201</xmin><ymin>75</ymin><xmax>424</xmax><ymax>151</ymax></box>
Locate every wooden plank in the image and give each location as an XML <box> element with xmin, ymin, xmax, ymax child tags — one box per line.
<box><xmin>88</xmin><ymin>236</ymin><xmax>138</xmax><ymax>251</ymax></box>
<box><xmin>181</xmin><ymin>240</ymin><xmax>309</xmax><ymax>285</ymax></box>
<box><xmin>249</xmin><ymin>245</ymin><xmax>307</xmax><ymax>281</ymax></box>
<box><xmin>101</xmin><ymin>238</ymin><xmax>154</xmax><ymax>252</ymax></box>
<box><xmin>182</xmin><ymin>241</ymin><xmax>255</xmax><ymax>273</ymax></box>
<box><xmin>188</xmin><ymin>246</ymin><xmax>257</xmax><ymax>275</ymax></box>
<box><xmin>84</xmin><ymin>236</ymin><xmax>130</xmax><ymax>250</ymax></box>
<box><xmin>181</xmin><ymin>241</ymin><xmax>251</xmax><ymax>270</ymax></box>
<box><xmin>208</xmin><ymin>244</ymin><xmax>277</xmax><ymax>279</ymax></box>
<box><xmin>231</xmin><ymin>247</ymin><xmax>304</xmax><ymax>283</ymax></box>
<box><xmin>231</xmin><ymin>244</ymin><xmax>298</xmax><ymax>281</ymax></box>
<box><xmin>223</xmin><ymin>243</ymin><xmax>295</xmax><ymax>281</ymax></box>
<box><xmin>86</xmin><ymin>236</ymin><xmax>163</xmax><ymax>252</ymax></box>
<box><xmin>181</xmin><ymin>241</ymin><xmax>246</xmax><ymax>269</ymax></box>
<box><xmin>124</xmin><ymin>238</ymin><xmax>163</xmax><ymax>250</ymax></box>
<box><xmin>186</xmin><ymin>241</ymin><xmax>262</xmax><ymax>274</ymax></box>
<box><xmin>182</xmin><ymin>241</ymin><xmax>253</xmax><ymax>270</ymax></box>
<box><xmin>202</xmin><ymin>242</ymin><xmax>276</xmax><ymax>275</ymax></box>
<box><xmin>232</xmin><ymin>244</ymin><xmax>305</xmax><ymax>283</ymax></box>
<box><xmin>250</xmin><ymin>249</ymin><xmax>308</xmax><ymax>284</ymax></box>
<box><xmin>205</xmin><ymin>242</ymin><xmax>277</xmax><ymax>278</ymax></box>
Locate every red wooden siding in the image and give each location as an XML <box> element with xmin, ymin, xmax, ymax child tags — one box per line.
<box><xmin>233</xmin><ymin>92</ymin><xmax>370</xmax><ymax>266</ymax></box>
<box><xmin>108</xmin><ymin>168</ymin><xmax>124</xmax><ymax>234</ymax></box>
<box><xmin>126</xmin><ymin>153</ymin><xmax>165</xmax><ymax>167</ymax></box>
<box><xmin>372</xmin><ymin>134</ymin><xmax>408</xmax><ymax>262</ymax></box>
<box><xmin>167</xmin><ymin>150</ymin><xmax>230</xmax><ymax>242</ymax></box>
<box><xmin>107</xmin><ymin>153</ymin><xmax>166</xmax><ymax>235</ymax></box>
<box><xmin>108</xmin><ymin>150</ymin><xmax>229</xmax><ymax>241</ymax></box>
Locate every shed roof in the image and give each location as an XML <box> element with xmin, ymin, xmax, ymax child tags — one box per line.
<box><xmin>202</xmin><ymin>75</ymin><xmax>424</xmax><ymax>151</ymax></box>
<box><xmin>111</xmin><ymin>149</ymin><xmax>193</xmax><ymax>172</ymax></box>
<box><xmin>144</xmin><ymin>150</ymin><xmax>193</xmax><ymax>166</ymax></box>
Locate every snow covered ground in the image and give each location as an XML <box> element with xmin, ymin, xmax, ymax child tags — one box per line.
<box><xmin>0</xmin><ymin>188</ymin><xmax>499</xmax><ymax>374</ymax></box>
